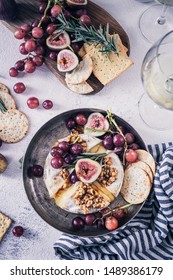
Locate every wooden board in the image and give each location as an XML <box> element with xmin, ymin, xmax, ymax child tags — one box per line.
<box><xmin>2</xmin><ymin>0</ymin><xmax>130</xmax><ymax>94</ymax></box>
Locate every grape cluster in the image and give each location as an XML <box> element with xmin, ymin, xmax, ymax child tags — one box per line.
<box><xmin>72</xmin><ymin>207</ymin><xmax>125</xmax><ymax>231</ymax></box>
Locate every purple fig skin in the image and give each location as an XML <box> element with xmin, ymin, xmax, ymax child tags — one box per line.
<box><xmin>0</xmin><ymin>153</ymin><xmax>8</xmax><ymax>173</ymax></box>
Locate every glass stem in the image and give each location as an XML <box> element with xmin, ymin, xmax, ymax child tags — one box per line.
<box><xmin>157</xmin><ymin>4</ymin><xmax>168</xmax><ymax>25</ymax></box>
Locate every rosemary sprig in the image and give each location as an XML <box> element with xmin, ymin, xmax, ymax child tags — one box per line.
<box><xmin>65</xmin><ymin>152</ymin><xmax>107</xmax><ymax>169</ymax></box>
<box><xmin>0</xmin><ymin>99</ymin><xmax>7</xmax><ymax>113</ymax></box>
<box><xmin>106</xmin><ymin>110</ymin><xmax>128</xmax><ymax>165</ymax></box>
<box><xmin>56</xmin><ymin>14</ymin><xmax>118</xmax><ymax>55</ymax></box>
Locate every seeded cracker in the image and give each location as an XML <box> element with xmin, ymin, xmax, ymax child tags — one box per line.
<box><xmin>84</xmin><ymin>34</ymin><xmax>133</xmax><ymax>86</ymax></box>
<box><xmin>0</xmin><ymin>109</ymin><xmax>29</xmax><ymax>143</ymax></box>
<box><xmin>0</xmin><ymin>83</ymin><xmax>10</xmax><ymax>94</ymax></box>
<box><xmin>0</xmin><ymin>212</ymin><xmax>12</xmax><ymax>241</ymax></box>
<box><xmin>0</xmin><ymin>91</ymin><xmax>16</xmax><ymax>110</ymax></box>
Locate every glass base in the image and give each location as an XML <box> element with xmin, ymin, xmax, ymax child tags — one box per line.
<box><xmin>139</xmin><ymin>4</ymin><xmax>173</xmax><ymax>43</ymax></box>
<box><xmin>138</xmin><ymin>94</ymin><xmax>173</xmax><ymax>130</ymax></box>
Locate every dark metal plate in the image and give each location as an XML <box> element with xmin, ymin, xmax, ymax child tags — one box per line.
<box><xmin>23</xmin><ymin>108</ymin><xmax>146</xmax><ymax>237</ymax></box>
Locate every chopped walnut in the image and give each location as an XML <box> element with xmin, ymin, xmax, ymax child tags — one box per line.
<box><xmin>98</xmin><ymin>157</ymin><xmax>118</xmax><ymax>187</ymax></box>
<box><xmin>59</xmin><ymin>168</ymin><xmax>70</xmax><ymax>190</ymax></box>
<box><xmin>74</xmin><ymin>182</ymin><xmax>106</xmax><ymax>214</ymax></box>
<box><xmin>67</xmin><ymin>129</ymin><xmax>87</xmax><ymax>152</ymax></box>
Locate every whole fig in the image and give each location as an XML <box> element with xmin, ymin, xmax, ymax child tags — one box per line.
<box><xmin>0</xmin><ymin>153</ymin><xmax>8</xmax><ymax>173</ymax></box>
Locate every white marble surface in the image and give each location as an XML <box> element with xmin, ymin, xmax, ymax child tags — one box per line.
<box><xmin>0</xmin><ymin>0</ymin><xmax>172</xmax><ymax>260</ymax></box>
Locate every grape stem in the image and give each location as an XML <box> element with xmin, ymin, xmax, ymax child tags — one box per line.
<box><xmin>106</xmin><ymin>110</ymin><xmax>128</xmax><ymax>166</ymax></box>
<box><xmin>38</xmin><ymin>0</ymin><xmax>53</xmax><ymax>28</ymax></box>
<box><xmin>93</xmin><ymin>203</ymin><xmax>133</xmax><ymax>223</ymax></box>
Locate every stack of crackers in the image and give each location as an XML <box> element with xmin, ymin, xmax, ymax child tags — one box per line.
<box><xmin>0</xmin><ymin>83</ymin><xmax>29</xmax><ymax>143</ymax></box>
<box><xmin>121</xmin><ymin>150</ymin><xmax>156</xmax><ymax>204</ymax></box>
<box><xmin>65</xmin><ymin>34</ymin><xmax>133</xmax><ymax>94</ymax></box>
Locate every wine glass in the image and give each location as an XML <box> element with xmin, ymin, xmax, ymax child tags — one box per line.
<box><xmin>139</xmin><ymin>0</ymin><xmax>173</xmax><ymax>43</ymax></box>
<box><xmin>138</xmin><ymin>30</ymin><xmax>173</xmax><ymax>130</ymax></box>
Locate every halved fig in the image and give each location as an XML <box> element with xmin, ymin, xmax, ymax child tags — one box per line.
<box><xmin>75</xmin><ymin>158</ymin><xmax>101</xmax><ymax>183</ymax></box>
<box><xmin>46</xmin><ymin>31</ymin><xmax>70</xmax><ymax>50</ymax></box>
<box><xmin>66</xmin><ymin>0</ymin><xmax>88</xmax><ymax>9</ymax></box>
<box><xmin>57</xmin><ymin>49</ymin><xmax>79</xmax><ymax>72</ymax></box>
<box><xmin>84</xmin><ymin>112</ymin><xmax>109</xmax><ymax>137</ymax></box>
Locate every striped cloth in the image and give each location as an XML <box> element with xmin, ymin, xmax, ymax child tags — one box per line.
<box><xmin>54</xmin><ymin>143</ymin><xmax>173</xmax><ymax>260</ymax></box>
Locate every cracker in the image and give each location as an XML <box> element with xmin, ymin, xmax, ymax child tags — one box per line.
<box><xmin>0</xmin><ymin>109</ymin><xmax>29</xmax><ymax>143</ymax></box>
<box><xmin>136</xmin><ymin>150</ymin><xmax>156</xmax><ymax>176</ymax></box>
<box><xmin>65</xmin><ymin>55</ymin><xmax>93</xmax><ymax>85</ymax></box>
<box><xmin>127</xmin><ymin>160</ymin><xmax>153</xmax><ymax>184</ymax></box>
<box><xmin>0</xmin><ymin>212</ymin><xmax>12</xmax><ymax>241</ymax></box>
<box><xmin>0</xmin><ymin>91</ymin><xmax>16</xmax><ymax>110</ymax></box>
<box><xmin>121</xmin><ymin>166</ymin><xmax>151</xmax><ymax>204</ymax></box>
<box><xmin>0</xmin><ymin>83</ymin><xmax>10</xmax><ymax>94</ymax></box>
<box><xmin>83</xmin><ymin>34</ymin><xmax>133</xmax><ymax>86</ymax></box>
<box><xmin>66</xmin><ymin>81</ymin><xmax>94</xmax><ymax>94</ymax></box>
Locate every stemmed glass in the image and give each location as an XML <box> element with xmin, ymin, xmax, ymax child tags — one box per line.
<box><xmin>139</xmin><ymin>0</ymin><xmax>173</xmax><ymax>43</ymax></box>
<box><xmin>138</xmin><ymin>30</ymin><xmax>173</xmax><ymax>130</ymax></box>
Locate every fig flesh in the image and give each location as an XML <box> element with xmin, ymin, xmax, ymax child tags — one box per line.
<box><xmin>57</xmin><ymin>49</ymin><xmax>79</xmax><ymax>72</ymax></box>
<box><xmin>66</xmin><ymin>0</ymin><xmax>88</xmax><ymax>9</ymax></box>
<box><xmin>0</xmin><ymin>153</ymin><xmax>8</xmax><ymax>173</ymax></box>
<box><xmin>75</xmin><ymin>158</ymin><xmax>101</xmax><ymax>183</ymax></box>
<box><xmin>46</xmin><ymin>31</ymin><xmax>70</xmax><ymax>50</ymax></box>
<box><xmin>84</xmin><ymin>113</ymin><xmax>109</xmax><ymax>137</ymax></box>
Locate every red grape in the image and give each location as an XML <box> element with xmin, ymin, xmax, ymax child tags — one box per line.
<box><xmin>51</xmin><ymin>5</ymin><xmax>62</xmax><ymax>18</ymax></box>
<box><xmin>49</xmin><ymin>51</ymin><xmax>57</xmax><ymax>61</ymax></box>
<box><xmin>32</xmin><ymin>55</ymin><xmax>44</xmax><ymax>67</ymax></box>
<box><xmin>31</xmin><ymin>19</ymin><xmax>39</xmax><ymax>28</ymax></box>
<box><xmin>20</xmin><ymin>23</ymin><xmax>31</xmax><ymax>33</ymax></box>
<box><xmin>71</xmin><ymin>43</ymin><xmax>80</xmax><ymax>53</ymax></box>
<box><xmin>25</xmin><ymin>39</ymin><xmax>37</xmax><ymax>52</ymax></box>
<box><xmin>80</xmin><ymin>15</ymin><xmax>91</xmax><ymax>26</ymax></box>
<box><xmin>113</xmin><ymin>208</ymin><xmax>124</xmax><ymax>219</ymax></box>
<box><xmin>63</xmin><ymin>10</ymin><xmax>71</xmax><ymax>19</ymax></box>
<box><xmin>96</xmin><ymin>219</ymin><xmax>105</xmax><ymax>229</ymax></box>
<box><xmin>42</xmin><ymin>99</ymin><xmax>53</xmax><ymax>109</ymax></box>
<box><xmin>32</xmin><ymin>165</ymin><xmax>44</xmax><ymax>177</ymax></box>
<box><xmin>125</xmin><ymin>149</ymin><xmax>138</xmax><ymax>163</ymax></box>
<box><xmin>72</xmin><ymin>217</ymin><xmax>84</xmax><ymax>229</ymax></box>
<box><xmin>24</xmin><ymin>60</ymin><xmax>36</xmax><ymax>73</ymax></box>
<box><xmin>103</xmin><ymin>135</ymin><xmax>114</xmax><ymax>150</ymax></box>
<box><xmin>76</xmin><ymin>9</ymin><xmax>87</xmax><ymax>17</ymax></box>
<box><xmin>19</xmin><ymin>42</ymin><xmax>28</xmax><ymax>55</ymax></box>
<box><xmin>105</xmin><ymin>216</ymin><xmax>119</xmax><ymax>231</ymax></box>
<box><xmin>85</xmin><ymin>214</ymin><xmax>96</xmax><ymax>226</ymax></box>
<box><xmin>35</xmin><ymin>45</ymin><xmax>45</xmax><ymax>55</ymax></box>
<box><xmin>66</xmin><ymin>118</ymin><xmax>76</xmax><ymax>129</ymax></box>
<box><xmin>39</xmin><ymin>2</ymin><xmax>47</xmax><ymax>14</ymax></box>
<box><xmin>125</xmin><ymin>133</ymin><xmax>135</xmax><ymax>145</ymax></box>
<box><xmin>12</xmin><ymin>226</ymin><xmax>24</xmax><ymax>237</ymax></box>
<box><xmin>114</xmin><ymin>146</ymin><xmax>124</xmax><ymax>155</ymax></box>
<box><xmin>113</xmin><ymin>134</ymin><xmax>125</xmax><ymax>147</ymax></box>
<box><xmin>9</xmin><ymin>67</ymin><xmax>18</xmax><ymax>77</ymax></box>
<box><xmin>50</xmin><ymin>147</ymin><xmax>64</xmax><ymax>157</ymax></box>
<box><xmin>14</xmin><ymin>28</ymin><xmax>26</xmax><ymax>39</ymax></box>
<box><xmin>32</xmin><ymin>27</ymin><xmax>44</xmax><ymax>39</ymax></box>
<box><xmin>51</xmin><ymin>157</ymin><xmax>64</xmax><ymax>169</ymax></box>
<box><xmin>15</xmin><ymin>60</ymin><xmax>25</xmax><ymax>71</ymax></box>
<box><xmin>27</xmin><ymin>97</ymin><xmax>39</xmax><ymax>109</ymax></box>
<box><xmin>46</xmin><ymin>23</ymin><xmax>56</xmax><ymax>34</ymax></box>
<box><xmin>129</xmin><ymin>143</ymin><xmax>140</xmax><ymax>150</ymax></box>
<box><xmin>58</xmin><ymin>141</ymin><xmax>70</xmax><ymax>152</ymax></box>
<box><xmin>69</xmin><ymin>171</ymin><xmax>79</xmax><ymax>184</ymax></box>
<box><xmin>13</xmin><ymin>82</ymin><xmax>26</xmax><ymax>94</ymax></box>
<box><xmin>70</xmin><ymin>143</ymin><xmax>83</xmax><ymax>155</ymax></box>
<box><xmin>64</xmin><ymin>154</ymin><xmax>75</xmax><ymax>165</ymax></box>
<box><xmin>75</xmin><ymin>114</ymin><xmax>87</xmax><ymax>126</ymax></box>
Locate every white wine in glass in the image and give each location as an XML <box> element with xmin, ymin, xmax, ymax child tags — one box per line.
<box><xmin>138</xmin><ymin>31</ymin><xmax>173</xmax><ymax>130</ymax></box>
<box><xmin>139</xmin><ymin>0</ymin><xmax>173</xmax><ymax>43</ymax></box>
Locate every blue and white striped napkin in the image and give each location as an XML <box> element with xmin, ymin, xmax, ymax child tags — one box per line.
<box><xmin>54</xmin><ymin>143</ymin><xmax>173</xmax><ymax>260</ymax></box>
